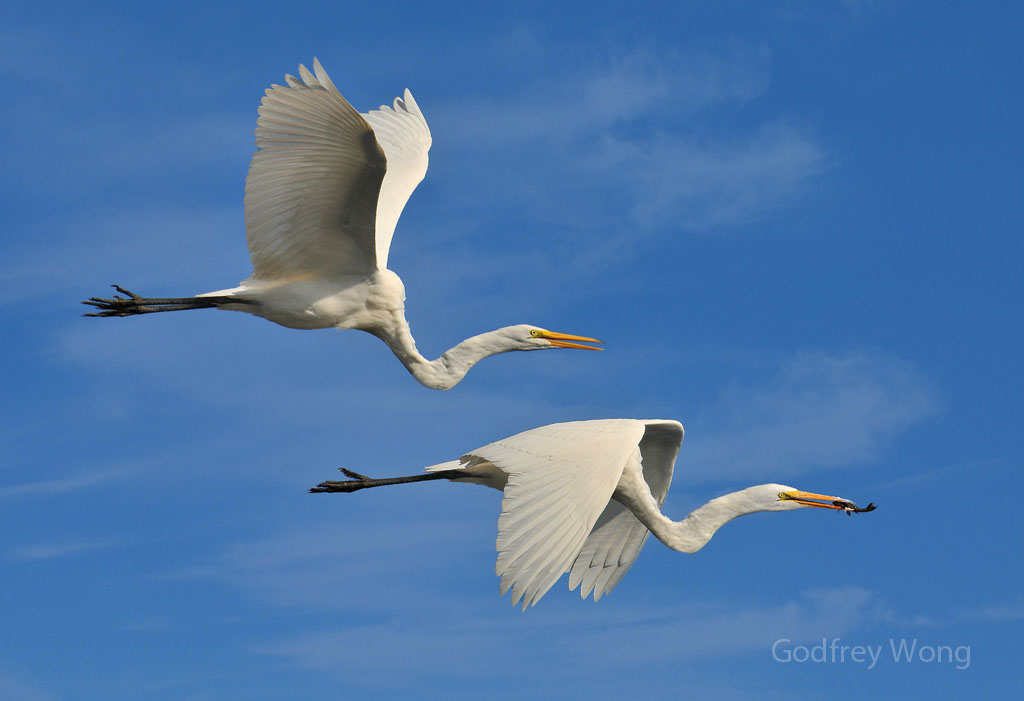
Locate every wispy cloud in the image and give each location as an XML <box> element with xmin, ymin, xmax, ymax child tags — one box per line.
<box><xmin>421</xmin><ymin>44</ymin><xmax>826</xmax><ymax>251</ymax></box>
<box><xmin>585</xmin><ymin>123</ymin><xmax>829</xmax><ymax>229</ymax></box>
<box><xmin>874</xmin><ymin>595</ymin><xmax>1024</xmax><ymax>629</ymax></box>
<box><xmin>9</xmin><ymin>539</ymin><xmax>126</xmax><ymax>561</ymax></box>
<box><xmin>571</xmin><ymin>587</ymin><xmax>879</xmax><ymax>661</ymax></box>
<box><xmin>839</xmin><ymin>0</ymin><xmax>882</xmax><ymax>18</ymax></box>
<box><xmin>433</xmin><ymin>46</ymin><xmax>770</xmax><ymax>148</ymax></box>
<box><xmin>177</xmin><ymin>497</ymin><xmax>884</xmax><ymax>693</ymax></box>
<box><xmin>958</xmin><ymin>600</ymin><xmax>1024</xmax><ymax>623</ymax></box>
<box><xmin>0</xmin><ymin>465</ymin><xmax>137</xmax><ymax>499</ymax></box>
<box><xmin>169</xmin><ymin>514</ymin><xmax>485</xmax><ymax>610</ymax></box>
<box><xmin>0</xmin><ymin>670</ymin><xmax>57</xmax><ymax>701</ymax></box>
<box><xmin>0</xmin><ymin>204</ymin><xmax>244</xmax><ymax>309</ymax></box>
<box><xmin>254</xmin><ymin>587</ymin><xmax>879</xmax><ymax>691</ymax></box>
<box><xmin>864</xmin><ymin>459</ymin><xmax>993</xmax><ymax>492</ymax></box>
<box><xmin>681</xmin><ymin>351</ymin><xmax>939</xmax><ymax>481</ymax></box>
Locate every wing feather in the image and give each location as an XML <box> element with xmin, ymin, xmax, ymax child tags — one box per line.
<box><xmin>465</xmin><ymin>420</ymin><xmax>647</xmax><ymax>609</ymax></box>
<box><xmin>361</xmin><ymin>89</ymin><xmax>431</xmax><ymax>268</ymax></box>
<box><xmin>244</xmin><ymin>58</ymin><xmax>386</xmax><ymax>280</ymax></box>
<box><xmin>568</xmin><ymin>420</ymin><xmax>684</xmax><ymax>601</ymax></box>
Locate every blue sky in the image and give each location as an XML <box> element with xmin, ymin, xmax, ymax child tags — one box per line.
<box><xmin>2</xmin><ymin>1</ymin><xmax>1021</xmax><ymax>698</ymax></box>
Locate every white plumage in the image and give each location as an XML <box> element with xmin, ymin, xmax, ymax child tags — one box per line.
<box><xmin>312</xmin><ymin>419</ymin><xmax>873</xmax><ymax>609</ymax></box>
<box><xmin>84</xmin><ymin>59</ymin><xmax>601</xmax><ymax>389</ymax></box>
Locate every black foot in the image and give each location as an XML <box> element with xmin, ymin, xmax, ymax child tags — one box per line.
<box><xmin>82</xmin><ymin>285</ymin><xmax>153</xmax><ymax>317</ymax></box>
<box><xmin>309</xmin><ymin>468</ymin><xmax>373</xmax><ymax>493</ymax></box>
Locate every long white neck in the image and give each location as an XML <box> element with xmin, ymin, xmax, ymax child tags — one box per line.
<box><xmin>615</xmin><ymin>472</ymin><xmax>776</xmax><ymax>554</ymax></box>
<box><xmin>379</xmin><ymin>318</ymin><xmax>523</xmax><ymax>391</ymax></box>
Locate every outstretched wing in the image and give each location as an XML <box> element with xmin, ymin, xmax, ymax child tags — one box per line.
<box><xmin>465</xmin><ymin>419</ymin><xmax>647</xmax><ymax>610</ymax></box>
<box><xmin>568</xmin><ymin>420</ymin><xmax>684</xmax><ymax>601</ymax></box>
<box><xmin>244</xmin><ymin>59</ymin><xmax>386</xmax><ymax>280</ymax></box>
<box><xmin>361</xmin><ymin>91</ymin><xmax>431</xmax><ymax>269</ymax></box>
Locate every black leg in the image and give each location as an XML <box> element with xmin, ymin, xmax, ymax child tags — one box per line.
<box><xmin>309</xmin><ymin>468</ymin><xmax>469</xmax><ymax>493</ymax></box>
<box><xmin>82</xmin><ymin>285</ymin><xmax>249</xmax><ymax>317</ymax></box>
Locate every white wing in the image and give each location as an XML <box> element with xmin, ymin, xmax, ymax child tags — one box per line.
<box><xmin>361</xmin><ymin>91</ymin><xmax>431</xmax><ymax>269</ymax></box>
<box><xmin>244</xmin><ymin>59</ymin><xmax>386</xmax><ymax>280</ymax></box>
<box><xmin>569</xmin><ymin>420</ymin><xmax>683</xmax><ymax>601</ymax></box>
<box><xmin>465</xmin><ymin>420</ymin><xmax>647</xmax><ymax>610</ymax></box>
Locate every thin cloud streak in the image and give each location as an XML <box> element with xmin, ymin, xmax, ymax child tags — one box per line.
<box><xmin>424</xmin><ymin>45</ymin><xmax>826</xmax><ymax>248</ymax></box>
<box><xmin>172</xmin><ymin>515</ymin><xmax>488</xmax><ymax>611</ymax></box>
<box><xmin>9</xmin><ymin>539</ymin><xmax>126</xmax><ymax>562</ymax></box>
<box><xmin>681</xmin><ymin>351</ymin><xmax>939</xmax><ymax>482</ymax></box>
<box><xmin>863</xmin><ymin>459</ymin><xmax>992</xmax><ymax>492</ymax></box>
<box><xmin>584</xmin><ymin>124</ymin><xmax>829</xmax><ymax>229</ymax></box>
<box><xmin>0</xmin><ymin>205</ymin><xmax>243</xmax><ymax>306</ymax></box>
<box><xmin>959</xmin><ymin>600</ymin><xmax>1024</xmax><ymax>623</ymax></box>
<box><xmin>0</xmin><ymin>465</ymin><xmax>137</xmax><ymax>499</ymax></box>
<box><xmin>432</xmin><ymin>46</ymin><xmax>771</xmax><ymax>148</ymax></box>
<box><xmin>0</xmin><ymin>670</ymin><xmax>57</xmax><ymax>701</ymax></box>
<box><xmin>253</xmin><ymin>587</ymin><xmax>879</xmax><ymax>687</ymax></box>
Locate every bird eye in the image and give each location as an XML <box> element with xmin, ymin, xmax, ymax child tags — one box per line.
<box><xmin>530</xmin><ymin>330</ymin><xmax>540</xmax><ymax>337</ymax></box>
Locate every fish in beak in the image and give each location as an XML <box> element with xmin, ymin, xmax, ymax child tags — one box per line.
<box><xmin>780</xmin><ymin>490</ymin><xmax>877</xmax><ymax>515</ymax></box>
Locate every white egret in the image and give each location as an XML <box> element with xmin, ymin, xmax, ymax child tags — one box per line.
<box><xmin>311</xmin><ymin>419</ymin><xmax>875</xmax><ymax>609</ymax></box>
<box><xmin>83</xmin><ymin>59</ymin><xmax>602</xmax><ymax>390</ymax></box>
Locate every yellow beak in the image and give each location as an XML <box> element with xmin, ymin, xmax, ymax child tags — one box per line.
<box><xmin>779</xmin><ymin>490</ymin><xmax>851</xmax><ymax>510</ymax></box>
<box><xmin>536</xmin><ymin>330</ymin><xmax>604</xmax><ymax>351</ymax></box>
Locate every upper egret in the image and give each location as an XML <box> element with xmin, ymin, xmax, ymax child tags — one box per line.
<box><xmin>83</xmin><ymin>59</ymin><xmax>602</xmax><ymax>389</ymax></box>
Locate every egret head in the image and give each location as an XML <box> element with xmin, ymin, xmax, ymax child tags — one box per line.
<box><xmin>519</xmin><ymin>326</ymin><xmax>604</xmax><ymax>351</ymax></box>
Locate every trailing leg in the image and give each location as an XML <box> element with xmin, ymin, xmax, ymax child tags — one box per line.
<box><xmin>310</xmin><ymin>468</ymin><xmax>469</xmax><ymax>493</ymax></box>
<box><xmin>82</xmin><ymin>285</ymin><xmax>246</xmax><ymax>317</ymax></box>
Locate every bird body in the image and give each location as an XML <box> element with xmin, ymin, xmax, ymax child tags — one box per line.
<box><xmin>312</xmin><ymin>419</ymin><xmax>874</xmax><ymax>608</ymax></box>
<box><xmin>84</xmin><ymin>59</ymin><xmax>601</xmax><ymax>389</ymax></box>
<box><xmin>199</xmin><ymin>269</ymin><xmax>405</xmax><ymax>331</ymax></box>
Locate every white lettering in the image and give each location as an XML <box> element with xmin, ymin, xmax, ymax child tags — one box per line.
<box><xmin>771</xmin><ymin>639</ymin><xmax>792</xmax><ymax>662</ymax></box>
<box><xmin>890</xmin><ymin>637</ymin><xmax>918</xmax><ymax>662</ymax></box>
<box><xmin>866</xmin><ymin>644</ymin><xmax>882</xmax><ymax>670</ymax></box>
<box><xmin>769</xmin><ymin>637</ymin><xmax>968</xmax><ymax>669</ymax></box>
<box><xmin>810</xmin><ymin>638</ymin><xmax>827</xmax><ymax>663</ymax></box>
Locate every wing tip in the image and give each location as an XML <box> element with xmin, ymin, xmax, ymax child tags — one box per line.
<box><xmin>402</xmin><ymin>89</ymin><xmax>422</xmax><ymax>117</ymax></box>
<box><xmin>285</xmin><ymin>58</ymin><xmax>336</xmax><ymax>93</ymax></box>
<box><xmin>312</xmin><ymin>57</ymin><xmax>339</xmax><ymax>93</ymax></box>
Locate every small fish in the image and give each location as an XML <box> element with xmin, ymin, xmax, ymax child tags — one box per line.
<box><xmin>833</xmin><ymin>500</ymin><xmax>878</xmax><ymax>516</ymax></box>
